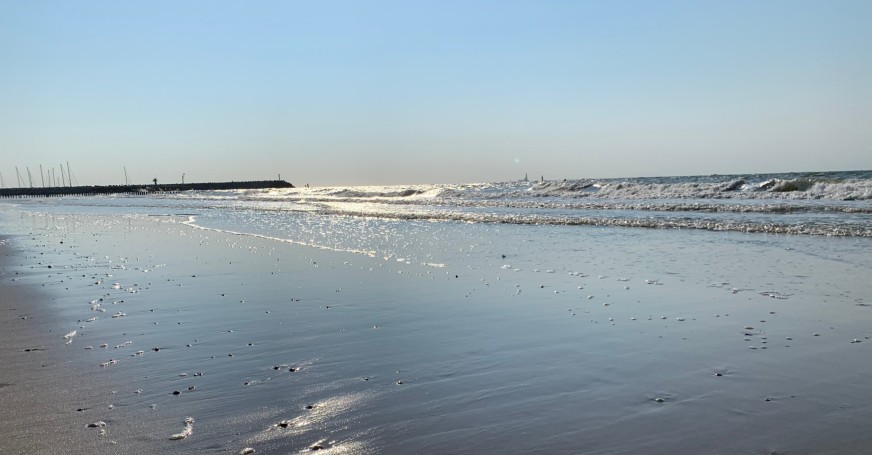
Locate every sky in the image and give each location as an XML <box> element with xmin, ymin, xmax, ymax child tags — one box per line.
<box><xmin>1</xmin><ymin>0</ymin><xmax>870</xmax><ymax>187</ymax></box>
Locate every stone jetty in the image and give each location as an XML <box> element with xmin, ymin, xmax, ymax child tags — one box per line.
<box><xmin>0</xmin><ymin>180</ymin><xmax>294</xmax><ymax>198</ymax></box>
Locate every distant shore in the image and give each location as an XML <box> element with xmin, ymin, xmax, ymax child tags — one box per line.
<box><xmin>0</xmin><ymin>180</ymin><xmax>294</xmax><ymax>198</ymax></box>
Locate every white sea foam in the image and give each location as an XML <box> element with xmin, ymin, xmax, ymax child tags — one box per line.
<box><xmin>15</xmin><ymin>171</ymin><xmax>872</xmax><ymax>240</ymax></box>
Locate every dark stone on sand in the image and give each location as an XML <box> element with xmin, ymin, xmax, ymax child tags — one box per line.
<box><xmin>305</xmin><ymin>405</ymin><xmax>315</xmax><ymax>410</ymax></box>
<box><xmin>310</xmin><ymin>445</ymin><xmax>324</xmax><ymax>451</ymax></box>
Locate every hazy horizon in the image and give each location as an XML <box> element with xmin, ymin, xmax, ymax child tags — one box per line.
<box><xmin>2</xmin><ymin>1</ymin><xmax>870</xmax><ymax>187</ymax></box>
<box><xmin>2</xmin><ymin>164</ymin><xmax>871</xmax><ymax>189</ymax></box>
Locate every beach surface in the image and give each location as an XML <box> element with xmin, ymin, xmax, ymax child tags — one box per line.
<box><xmin>1</xmin><ymin>210</ymin><xmax>871</xmax><ymax>454</ymax></box>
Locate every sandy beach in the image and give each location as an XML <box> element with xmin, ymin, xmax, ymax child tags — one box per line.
<box><xmin>1</xmin><ymin>210</ymin><xmax>871</xmax><ymax>454</ymax></box>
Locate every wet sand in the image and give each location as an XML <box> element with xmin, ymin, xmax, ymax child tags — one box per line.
<box><xmin>1</xmin><ymin>213</ymin><xmax>871</xmax><ymax>454</ymax></box>
<box><xmin>0</xmin><ymin>235</ymin><xmax>66</xmax><ymax>453</ymax></box>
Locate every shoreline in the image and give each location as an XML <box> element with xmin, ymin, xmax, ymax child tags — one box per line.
<box><xmin>1</xmin><ymin>211</ymin><xmax>870</xmax><ymax>454</ymax></box>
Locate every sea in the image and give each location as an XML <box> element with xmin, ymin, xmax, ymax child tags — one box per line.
<box><xmin>9</xmin><ymin>169</ymin><xmax>872</xmax><ymax>282</ymax></box>
<box><xmin>13</xmin><ymin>170</ymin><xmax>872</xmax><ymax>249</ymax></box>
<box><xmin>2</xmin><ymin>170</ymin><xmax>871</xmax><ymax>454</ymax></box>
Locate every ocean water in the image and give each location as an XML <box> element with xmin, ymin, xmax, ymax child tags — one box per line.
<box><xmin>9</xmin><ymin>170</ymin><xmax>872</xmax><ymax>262</ymax></box>
<box><xmin>2</xmin><ymin>171</ymin><xmax>871</xmax><ymax>454</ymax></box>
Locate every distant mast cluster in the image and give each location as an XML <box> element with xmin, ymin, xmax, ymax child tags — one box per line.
<box><xmin>4</xmin><ymin>162</ymin><xmax>76</xmax><ymax>189</ymax></box>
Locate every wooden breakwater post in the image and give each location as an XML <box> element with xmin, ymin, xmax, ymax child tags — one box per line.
<box><xmin>0</xmin><ymin>180</ymin><xmax>294</xmax><ymax>199</ymax></box>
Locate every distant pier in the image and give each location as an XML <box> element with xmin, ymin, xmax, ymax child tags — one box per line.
<box><xmin>0</xmin><ymin>180</ymin><xmax>294</xmax><ymax>198</ymax></box>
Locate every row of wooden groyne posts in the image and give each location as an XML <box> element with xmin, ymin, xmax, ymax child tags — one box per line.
<box><xmin>0</xmin><ymin>180</ymin><xmax>294</xmax><ymax>198</ymax></box>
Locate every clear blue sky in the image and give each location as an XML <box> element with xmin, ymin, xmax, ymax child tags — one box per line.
<box><xmin>1</xmin><ymin>0</ymin><xmax>870</xmax><ymax>186</ymax></box>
